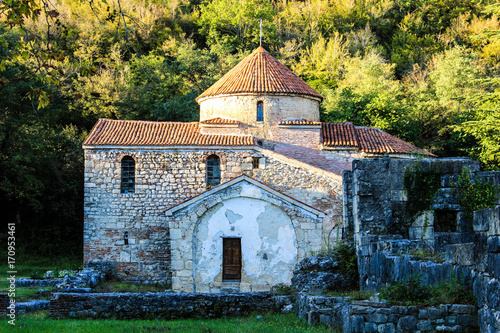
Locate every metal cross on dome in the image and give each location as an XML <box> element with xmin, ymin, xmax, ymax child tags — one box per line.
<box><xmin>260</xmin><ymin>19</ymin><xmax>262</xmax><ymax>46</ymax></box>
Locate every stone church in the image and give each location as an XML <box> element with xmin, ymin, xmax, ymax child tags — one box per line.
<box><xmin>83</xmin><ymin>46</ymin><xmax>433</xmax><ymax>292</ymax></box>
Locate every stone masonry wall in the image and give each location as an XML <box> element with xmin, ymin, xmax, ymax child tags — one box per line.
<box><xmin>296</xmin><ymin>293</ymin><xmax>478</xmax><ymax>333</ymax></box>
<box><xmin>84</xmin><ymin>147</ymin><xmax>342</xmax><ymax>283</ymax></box>
<box><xmin>199</xmin><ymin>94</ymin><xmax>320</xmax><ymax>139</ymax></box>
<box><xmin>344</xmin><ymin>157</ymin><xmax>500</xmax><ymax>333</ymax></box>
<box><xmin>49</xmin><ymin>292</ymin><xmax>276</xmax><ymax>319</ymax></box>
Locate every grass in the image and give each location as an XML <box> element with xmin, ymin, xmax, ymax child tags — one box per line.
<box><xmin>406</xmin><ymin>249</ymin><xmax>445</xmax><ymax>263</ymax></box>
<box><xmin>1</xmin><ymin>311</ymin><xmax>330</xmax><ymax>333</ymax></box>
<box><xmin>380</xmin><ymin>274</ymin><xmax>477</xmax><ymax>306</ymax></box>
<box><xmin>323</xmin><ymin>289</ymin><xmax>375</xmax><ymax>300</ymax></box>
<box><xmin>0</xmin><ymin>256</ymin><xmax>82</xmax><ymax>302</ymax></box>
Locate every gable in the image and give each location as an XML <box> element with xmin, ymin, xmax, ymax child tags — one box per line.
<box><xmin>165</xmin><ymin>175</ymin><xmax>325</xmax><ymax>218</ymax></box>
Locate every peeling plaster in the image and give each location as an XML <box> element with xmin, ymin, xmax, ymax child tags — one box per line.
<box><xmin>193</xmin><ymin>197</ymin><xmax>297</xmax><ymax>292</ymax></box>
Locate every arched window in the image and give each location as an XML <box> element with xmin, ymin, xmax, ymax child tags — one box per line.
<box><xmin>121</xmin><ymin>156</ymin><xmax>135</xmax><ymax>194</ymax></box>
<box><xmin>206</xmin><ymin>155</ymin><xmax>221</xmax><ymax>187</ymax></box>
<box><xmin>256</xmin><ymin>101</ymin><xmax>264</xmax><ymax>122</ymax></box>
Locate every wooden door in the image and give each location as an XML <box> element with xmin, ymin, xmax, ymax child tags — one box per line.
<box><xmin>223</xmin><ymin>238</ymin><xmax>241</xmax><ymax>280</ymax></box>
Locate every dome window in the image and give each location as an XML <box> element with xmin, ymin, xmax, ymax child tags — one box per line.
<box><xmin>257</xmin><ymin>101</ymin><xmax>264</xmax><ymax>122</ymax></box>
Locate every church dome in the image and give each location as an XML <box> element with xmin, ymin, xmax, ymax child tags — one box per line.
<box><xmin>197</xmin><ymin>46</ymin><xmax>323</xmax><ymax>102</ymax></box>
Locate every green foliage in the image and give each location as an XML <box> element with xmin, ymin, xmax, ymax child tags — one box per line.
<box><xmin>30</xmin><ymin>270</ymin><xmax>44</xmax><ymax>280</ymax></box>
<box><xmin>333</xmin><ymin>241</ymin><xmax>359</xmax><ymax>290</ymax></box>
<box><xmin>271</xmin><ymin>283</ymin><xmax>298</xmax><ymax>296</ymax></box>
<box><xmin>456</xmin><ymin>167</ymin><xmax>499</xmax><ymax>223</ymax></box>
<box><xmin>403</xmin><ymin>163</ymin><xmax>442</xmax><ymax>219</ymax></box>
<box><xmin>198</xmin><ymin>0</ymin><xmax>277</xmax><ymax>52</ymax></box>
<box><xmin>5</xmin><ymin>312</ymin><xmax>332</xmax><ymax>333</ymax></box>
<box><xmin>380</xmin><ymin>274</ymin><xmax>476</xmax><ymax>306</ymax></box>
<box><xmin>406</xmin><ymin>249</ymin><xmax>445</xmax><ymax>263</ymax></box>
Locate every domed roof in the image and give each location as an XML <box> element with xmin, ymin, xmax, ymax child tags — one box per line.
<box><xmin>197</xmin><ymin>46</ymin><xmax>323</xmax><ymax>102</ymax></box>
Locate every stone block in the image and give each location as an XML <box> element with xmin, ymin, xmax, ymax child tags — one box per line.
<box><xmin>449</xmin><ymin>304</ymin><xmax>474</xmax><ymax>314</ymax></box>
<box><xmin>354</xmin><ymin>181</ymin><xmax>373</xmax><ymax>197</ymax></box>
<box><xmin>364</xmin><ymin>322</ymin><xmax>378</xmax><ymax>332</ymax></box>
<box><xmin>446</xmin><ymin>243</ymin><xmax>474</xmax><ymax>266</ymax></box>
<box><xmin>435</xmin><ymin>325</ymin><xmax>461</xmax><ymax>332</ymax></box>
<box><xmin>457</xmin><ymin>314</ymin><xmax>478</xmax><ymax>327</ymax></box>
<box><xmin>351</xmin><ymin>315</ymin><xmax>364</xmax><ymax>333</ymax></box>
<box><xmin>486</xmin><ymin>278</ymin><xmax>500</xmax><ymax>308</ymax></box>
<box><xmin>366</xmin><ymin>313</ymin><xmax>388</xmax><ymax>324</ymax></box>
<box><xmin>397</xmin><ymin>315</ymin><xmax>417</xmax><ymax>331</ymax></box>
<box><xmin>419</xmin><ymin>310</ymin><xmax>428</xmax><ymax>319</ymax></box>
<box><xmin>417</xmin><ymin>320</ymin><xmax>432</xmax><ymax>331</ymax></box>
<box><xmin>391</xmin><ymin>306</ymin><xmax>408</xmax><ymax>315</ymax></box>
<box><xmin>473</xmin><ymin>208</ymin><xmax>492</xmax><ymax>232</ymax></box>
<box><xmin>428</xmin><ymin>308</ymin><xmax>441</xmax><ymax>320</ymax></box>
<box><xmin>488</xmin><ymin>236</ymin><xmax>500</xmax><ymax>253</ymax></box>
<box><xmin>377</xmin><ymin>322</ymin><xmax>395</xmax><ymax>333</ymax></box>
<box><xmin>488</xmin><ymin>253</ymin><xmax>500</xmax><ymax>277</ymax></box>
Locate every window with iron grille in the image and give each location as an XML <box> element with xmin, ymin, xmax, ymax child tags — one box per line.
<box><xmin>206</xmin><ymin>155</ymin><xmax>221</xmax><ymax>187</ymax></box>
<box><xmin>121</xmin><ymin>156</ymin><xmax>135</xmax><ymax>194</ymax></box>
<box><xmin>252</xmin><ymin>157</ymin><xmax>260</xmax><ymax>169</ymax></box>
<box><xmin>257</xmin><ymin>101</ymin><xmax>264</xmax><ymax>122</ymax></box>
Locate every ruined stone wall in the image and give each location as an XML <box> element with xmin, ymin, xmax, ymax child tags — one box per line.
<box><xmin>343</xmin><ymin>157</ymin><xmax>500</xmax><ymax>332</ymax></box>
<box><xmin>84</xmin><ymin>146</ymin><xmax>342</xmax><ymax>283</ymax></box>
<box><xmin>296</xmin><ymin>293</ymin><xmax>478</xmax><ymax>333</ymax></box>
<box><xmin>49</xmin><ymin>292</ymin><xmax>276</xmax><ymax>319</ymax></box>
<box><xmin>343</xmin><ymin>158</ymin><xmax>482</xmax><ymax>246</ymax></box>
<box><xmin>199</xmin><ymin>94</ymin><xmax>320</xmax><ymax>139</ymax></box>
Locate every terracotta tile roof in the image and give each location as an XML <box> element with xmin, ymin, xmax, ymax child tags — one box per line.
<box><xmin>278</xmin><ymin>118</ymin><xmax>321</xmax><ymax>126</ymax></box>
<box><xmin>200</xmin><ymin>118</ymin><xmax>239</xmax><ymax>125</ymax></box>
<box><xmin>83</xmin><ymin>119</ymin><xmax>254</xmax><ymax>146</ymax></box>
<box><xmin>321</xmin><ymin>123</ymin><xmax>436</xmax><ymax>156</ymax></box>
<box><xmin>321</xmin><ymin>122</ymin><xmax>358</xmax><ymax>147</ymax></box>
<box><xmin>197</xmin><ymin>46</ymin><xmax>323</xmax><ymax>102</ymax></box>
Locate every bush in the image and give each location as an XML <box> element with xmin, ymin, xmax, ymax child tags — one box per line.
<box><xmin>271</xmin><ymin>283</ymin><xmax>298</xmax><ymax>295</ymax></box>
<box><xmin>334</xmin><ymin>241</ymin><xmax>359</xmax><ymax>290</ymax></box>
<box><xmin>380</xmin><ymin>274</ymin><xmax>431</xmax><ymax>306</ymax></box>
<box><xmin>380</xmin><ymin>274</ymin><xmax>477</xmax><ymax>306</ymax></box>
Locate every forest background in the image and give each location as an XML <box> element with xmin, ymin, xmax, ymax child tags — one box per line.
<box><xmin>1</xmin><ymin>0</ymin><xmax>499</xmax><ymax>261</ymax></box>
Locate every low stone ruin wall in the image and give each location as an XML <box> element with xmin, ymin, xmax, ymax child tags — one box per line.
<box><xmin>297</xmin><ymin>293</ymin><xmax>478</xmax><ymax>333</ymax></box>
<box><xmin>49</xmin><ymin>292</ymin><xmax>277</xmax><ymax>319</ymax></box>
<box><xmin>357</xmin><ymin>207</ymin><xmax>500</xmax><ymax>332</ymax></box>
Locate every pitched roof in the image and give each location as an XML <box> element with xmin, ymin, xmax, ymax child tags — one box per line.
<box><xmin>278</xmin><ymin>118</ymin><xmax>321</xmax><ymax>126</ymax></box>
<box><xmin>197</xmin><ymin>46</ymin><xmax>323</xmax><ymax>102</ymax></box>
<box><xmin>200</xmin><ymin>117</ymin><xmax>240</xmax><ymax>126</ymax></box>
<box><xmin>83</xmin><ymin>119</ymin><xmax>254</xmax><ymax>147</ymax></box>
<box><xmin>321</xmin><ymin>123</ymin><xmax>436</xmax><ymax>156</ymax></box>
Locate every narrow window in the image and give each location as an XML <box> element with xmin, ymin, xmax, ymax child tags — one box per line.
<box><xmin>252</xmin><ymin>157</ymin><xmax>260</xmax><ymax>169</ymax></box>
<box><xmin>223</xmin><ymin>238</ymin><xmax>241</xmax><ymax>281</ymax></box>
<box><xmin>206</xmin><ymin>154</ymin><xmax>221</xmax><ymax>187</ymax></box>
<box><xmin>257</xmin><ymin>101</ymin><xmax>264</xmax><ymax>122</ymax></box>
<box><xmin>435</xmin><ymin>210</ymin><xmax>458</xmax><ymax>232</ymax></box>
<box><xmin>124</xmin><ymin>232</ymin><xmax>129</xmax><ymax>245</ymax></box>
<box><xmin>121</xmin><ymin>156</ymin><xmax>135</xmax><ymax>194</ymax></box>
